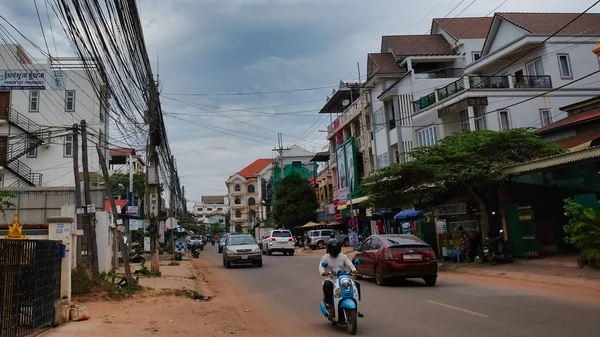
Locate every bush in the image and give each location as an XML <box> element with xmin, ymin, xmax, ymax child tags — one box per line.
<box><xmin>71</xmin><ymin>265</ymin><xmax>94</xmax><ymax>295</ymax></box>
<box><xmin>563</xmin><ymin>199</ymin><xmax>600</xmax><ymax>266</ymax></box>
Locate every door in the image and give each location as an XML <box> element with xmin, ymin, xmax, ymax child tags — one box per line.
<box><xmin>514</xmin><ymin>70</ymin><xmax>524</xmax><ymax>88</ymax></box>
<box><xmin>0</xmin><ymin>136</ymin><xmax>7</xmax><ymax>166</ymax></box>
<box><xmin>354</xmin><ymin>238</ymin><xmax>372</xmax><ymax>275</ymax></box>
<box><xmin>0</xmin><ymin>92</ymin><xmax>9</xmax><ymax>120</ymax></box>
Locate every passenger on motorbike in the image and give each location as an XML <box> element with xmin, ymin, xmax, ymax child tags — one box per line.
<box><xmin>319</xmin><ymin>239</ymin><xmax>363</xmax><ymax>318</ymax></box>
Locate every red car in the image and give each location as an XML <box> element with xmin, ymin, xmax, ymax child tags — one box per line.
<box><xmin>353</xmin><ymin>234</ymin><xmax>438</xmax><ymax>286</ymax></box>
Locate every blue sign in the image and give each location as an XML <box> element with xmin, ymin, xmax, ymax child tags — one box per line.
<box><xmin>175</xmin><ymin>241</ymin><xmax>185</xmax><ymax>253</ymax></box>
<box><xmin>348</xmin><ymin>218</ymin><xmax>358</xmax><ymax>229</ymax></box>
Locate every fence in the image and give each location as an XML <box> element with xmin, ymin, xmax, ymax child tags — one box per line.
<box><xmin>0</xmin><ymin>240</ymin><xmax>62</xmax><ymax>337</ymax></box>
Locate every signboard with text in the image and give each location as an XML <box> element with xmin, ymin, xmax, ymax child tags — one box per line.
<box><xmin>0</xmin><ymin>71</ymin><xmax>45</xmax><ymax>90</ymax></box>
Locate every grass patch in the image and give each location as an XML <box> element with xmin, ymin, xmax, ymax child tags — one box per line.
<box><xmin>134</xmin><ymin>260</ymin><xmax>162</xmax><ymax>277</ymax></box>
<box><xmin>188</xmin><ymin>275</ymin><xmax>197</xmax><ymax>280</ymax></box>
<box><xmin>161</xmin><ymin>289</ymin><xmax>207</xmax><ymax>301</ymax></box>
<box><xmin>168</xmin><ymin>261</ymin><xmax>180</xmax><ymax>266</ymax></box>
<box><xmin>71</xmin><ymin>265</ymin><xmax>144</xmax><ymax>299</ymax></box>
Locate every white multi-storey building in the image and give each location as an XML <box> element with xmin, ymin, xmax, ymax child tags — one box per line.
<box><xmin>193</xmin><ymin>195</ymin><xmax>228</xmax><ymax>225</ymax></box>
<box><xmin>0</xmin><ymin>44</ymin><xmax>108</xmax><ymax>187</ymax></box>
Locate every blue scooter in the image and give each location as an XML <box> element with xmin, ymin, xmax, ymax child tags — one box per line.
<box><xmin>319</xmin><ymin>259</ymin><xmax>361</xmax><ymax>335</ymax></box>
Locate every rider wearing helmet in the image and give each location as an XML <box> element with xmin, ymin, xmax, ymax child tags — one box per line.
<box><xmin>319</xmin><ymin>238</ymin><xmax>363</xmax><ymax>318</ymax></box>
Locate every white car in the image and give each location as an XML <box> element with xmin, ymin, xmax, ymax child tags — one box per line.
<box><xmin>262</xmin><ymin>229</ymin><xmax>295</xmax><ymax>256</ymax></box>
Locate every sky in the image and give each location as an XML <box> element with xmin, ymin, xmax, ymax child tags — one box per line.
<box><xmin>1</xmin><ymin>0</ymin><xmax>595</xmax><ymax>208</ymax></box>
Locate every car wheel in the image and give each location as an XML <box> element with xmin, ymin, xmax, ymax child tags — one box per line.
<box><xmin>375</xmin><ymin>265</ymin><xmax>387</xmax><ymax>286</ymax></box>
<box><xmin>289</xmin><ymin>251</ymin><xmax>294</xmax><ymax>256</ymax></box>
<box><xmin>267</xmin><ymin>250</ymin><xmax>272</xmax><ymax>256</ymax></box>
<box><xmin>256</xmin><ymin>259</ymin><xmax>263</xmax><ymax>268</ymax></box>
<box><xmin>424</xmin><ymin>276</ymin><xmax>437</xmax><ymax>286</ymax></box>
<box><xmin>317</xmin><ymin>241</ymin><xmax>325</xmax><ymax>249</ymax></box>
<box><xmin>225</xmin><ymin>260</ymin><xmax>232</xmax><ymax>269</ymax></box>
<box><xmin>262</xmin><ymin>249</ymin><xmax>267</xmax><ymax>255</ymax></box>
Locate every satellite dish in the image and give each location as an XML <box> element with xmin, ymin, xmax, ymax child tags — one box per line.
<box><xmin>342</xmin><ymin>99</ymin><xmax>350</xmax><ymax>107</ymax></box>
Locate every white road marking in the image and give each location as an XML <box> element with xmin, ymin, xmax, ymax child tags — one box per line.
<box><xmin>295</xmin><ymin>264</ymin><xmax>305</xmax><ymax>268</ymax></box>
<box><xmin>426</xmin><ymin>300</ymin><xmax>490</xmax><ymax>318</ymax></box>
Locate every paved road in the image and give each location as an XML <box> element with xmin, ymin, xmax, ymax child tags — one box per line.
<box><xmin>205</xmin><ymin>247</ymin><xmax>600</xmax><ymax>337</ymax></box>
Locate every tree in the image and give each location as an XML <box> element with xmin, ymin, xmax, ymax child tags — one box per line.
<box><xmin>0</xmin><ymin>191</ymin><xmax>15</xmax><ymax>221</ymax></box>
<box><xmin>272</xmin><ymin>173</ymin><xmax>319</xmax><ymax>228</ymax></box>
<box><xmin>107</xmin><ymin>173</ymin><xmax>146</xmax><ymax>200</ymax></box>
<box><xmin>362</xmin><ymin>128</ymin><xmax>563</xmax><ymax>237</ymax></box>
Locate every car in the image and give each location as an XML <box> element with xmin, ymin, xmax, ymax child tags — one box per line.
<box><xmin>261</xmin><ymin>229</ymin><xmax>295</xmax><ymax>256</ymax></box>
<box><xmin>222</xmin><ymin>234</ymin><xmax>262</xmax><ymax>268</ymax></box>
<box><xmin>353</xmin><ymin>234</ymin><xmax>438</xmax><ymax>286</ymax></box>
<box><xmin>305</xmin><ymin>229</ymin><xmax>348</xmax><ymax>249</ymax></box>
<box><xmin>218</xmin><ymin>233</ymin><xmax>231</xmax><ymax>253</ymax></box>
<box><xmin>189</xmin><ymin>235</ymin><xmax>204</xmax><ymax>250</ymax></box>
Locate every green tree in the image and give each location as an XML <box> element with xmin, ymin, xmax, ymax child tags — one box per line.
<box><xmin>0</xmin><ymin>191</ymin><xmax>15</xmax><ymax>221</ymax></box>
<box><xmin>362</xmin><ymin>128</ymin><xmax>562</xmax><ymax>236</ymax></box>
<box><xmin>107</xmin><ymin>173</ymin><xmax>146</xmax><ymax>200</ymax></box>
<box><xmin>272</xmin><ymin>173</ymin><xmax>319</xmax><ymax>229</ymax></box>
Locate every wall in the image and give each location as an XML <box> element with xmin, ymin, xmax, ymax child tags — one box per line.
<box><xmin>488</xmin><ymin>20</ymin><xmax>527</xmax><ymax>54</ymax></box>
<box><xmin>94</xmin><ymin>210</ymin><xmax>113</xmax><ymax>273</ymax></box>
<box><xmin>0</xmin><ymin>46</ymin><xmax>107</xmax><ymax>187</ymax></box>
<box><xmin>458</xmin><ymin>39</ymin><xmax>486</xmax><ymax>68</ymax></box>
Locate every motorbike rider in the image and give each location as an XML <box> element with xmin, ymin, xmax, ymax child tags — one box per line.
<box><xmin>319</xmin><ymin>239</ymin><xmax>363</xmax><ymax>318</ymax></box>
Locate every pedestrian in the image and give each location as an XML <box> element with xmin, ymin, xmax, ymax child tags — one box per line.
<box><xmin>457</xmin><ymin>226</ymin><xmax>470</xmax><ymax>262</ymax></box>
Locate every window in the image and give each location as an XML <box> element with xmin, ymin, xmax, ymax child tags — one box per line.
<box><xmin>217</xmin><ymin>207</ymin><xmax>222</xmax><ymax>211</ymax></box>
<box><xmin>64</xmin><ymin>134</ymin><xmax>73</xmax><ymax>157</ymax></box>
<box><xmin>234</xmin><ymin>184</ymin><xmax>241</xmax><ymax>192</ymax></box>
<box><xmin>525</xmin><ymin>58</ymin><xmax>544</xmax><ymax>76</ymax></box>
<box><xmin>0</xmin><ymin>174</ymin><xmax>3</xmax><ymax>187</ymax></box>
<box><xmin>25</xmin><ymin>137</ymin><xmax>37</xmax><ymax>158</ymax></box>
<box><xmin>557</xmin><ymin>54</ymin><xmax>572</xmax><ymax>79</ymax></box>
<box><xmin>417</xmin><ymin>126</ymin><xmax>438</xmax><ymax>147</ymax></box>
<box><xmin>235</xmin><ymin>210</ymin><xmax>241</xmax><ymax>218</ymax></box>
<box><xmin>65</xmin><ymin>90</ymin><xmax>75</xmax><ymax>112</ymax></box>
<box><xmin>248</xmin><ymin>197</ymin><xmax>256</xmax><ymax>206</ymax></box>
<box><xmin>498</xmin><ymin>110</ymin><xmax>511</xmax><ymax>130</ymax></box>
<box><xmin>459</xmin><ymin>110</ymin><xmax>470</xmax><ymax>130</ymax></box>
<box><xmin>234</xmin><ymin>197</ymin><xmax>241</xmax><ymax>205</ymax></box>
<box><xmin>291</xmin><ymin>161</ymin><xmax>302</xmax><ymax>165</ymax></box>
<box><xmin>219</xmin><ymin>219</ymin><xmax>224</xmax><ymax>224</ymax></box>
<box><xmin>540</xmin><ymin>109</ymin><xmax>553</xmax><ymax>127</ymax></box>
<box><xmin>370</xmin><ymin>238</ymin><xmax>382</xmax><ymax>250</ymax></box>
<box><xmin>248</xmin><ymin>184</ymin><xmax>255</xmax><ymax>193</ymax></box>
<box><xmin>29</xmin><ymin>90</ymin><xmax>39</xmax><ymax>112</ymax></box>
<box><xmin>373</xmin><ymin>107</ymin><xmax>386</xmax><ymax>133</ymax></box>
<box><xmin>474</xmin><ymin>106</ymin><xmax>487</xmax><ymax>131</ymax></box>
<box><xmin>472</xmin><ymin>52</ymin><xmax>481</xmax><ymax>62</ymax></box>
<box><xmin>207</xmin><ymin>208</ymin><xmax>213</xmax><ymax>211</ymax></box>
<box><xmin>249</xmin><ymin>210</ymin><xmax>256</xmax><ymax>224</ymax></box>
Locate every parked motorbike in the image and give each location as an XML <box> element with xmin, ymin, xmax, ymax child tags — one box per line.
<box><xmin>319</xmin><ymin>260</ymin><xmax>361</xmax><ymax>335</ymax></box>
<box><xmin>129</xmin><ymin>251</ymin><xmax>145</xmax><ymax>264</ymax></box>
<box><xmin>484</xmin><ymin>229</ymin><xmax>513</xmax><ymax>265</ymax></box>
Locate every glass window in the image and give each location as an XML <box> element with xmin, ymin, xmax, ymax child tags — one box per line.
<box><xmin>417</xmin><ymin>126</ymin><xmax>438</xmax><ymax>147</ymax></box>
<box><xmin>26</xmin><ymin>138</ymin><xmax>37</xmax><ymax>158</ymax></box>
<box><xmin>64</xmin><ymin>134</ymin><xmax>73</xmax><ymax>157</ymax></box>
<box><xmin>472</xmin><ymin>52</ymin><xmax>481</xmax><ymax>62</ymax></box>
<box><xmin>459</xmin><ymin>110</ymin><xmax>470</xmax><ymax>130</ymax></box>
<box><xmin>525</xmin><ymin>58</ymin><xmax>544</xmax><ymax>76</ymax></box>
<box><xmin>474</xmin><ymin>106</ymin><xmax>487</xmax><ymax>131</ymax></box>
<box><xmin>29</xmin><ymin>90</ymin><xmax>39</xmax><ymax>112</ymax></box>
<box><xmin>235</xmin><ymin>210</ymin><xmax>241</xmax><ymax>218</ymax></box>
<box><xmin>234</xmin><ymin>184</ymin><xmax>241</xmax><ymax>191</ymax></box>
<box><xmin>498</xmin><ymin>110</ymin><xmax>510</xmax><ymax>130</ymax></box>
<box><xmin>540</xmin><ymin>109</ymin><xmax>552</xmax><ymax>127</ymax></box>
<box><xmin>370</xmin><ymin>238</ymin><xmax>383</xmax><ymax>250</ymax></box>
<box><xmin>248</xmin><ymin>184</ymin><xmax>255</xmax><ymax>193</ymax></box>
<box><xmin>248</xmin><ymin>197</ymin><xmax>256</xmax><ymax>206</ymax></box>
<box><xmin>272</xmin><ymin>230</ymin><xmax>291</xmax><ymax>237</ymax></box>
<box><xmin>65</xmin><ymin>90</ymin><xmax>75</xmax><ymax>112</ymax></box>
<box><xmin>557</xmin><ymin>54</ymin><xmax>572</xmax><ymax>78</ymax></box>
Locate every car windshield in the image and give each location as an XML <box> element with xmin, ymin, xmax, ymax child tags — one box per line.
<box><xmin>384</xmin><ymin>237</ymin><xmax>425</xmax><ymax>246</ymax></box>
<box><xmin>228</xmin><ymin>236</ymin><xmax>256</xmax><ymax>246</ymax></box>
<box><xmin>191</xmin><ymin>236</ymin><xmax>201</xmax><ymax>240</ymax></box>
<box><xmin>272</xmin><ymin>231</ymin><xmax>291</xmax><ymax>237</ymax></box>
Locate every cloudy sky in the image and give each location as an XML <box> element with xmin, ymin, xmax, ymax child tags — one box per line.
<box><xmin>1</xmin><ymin>0</ymin><xmax>594</xmax><ymax>206</ymax></box>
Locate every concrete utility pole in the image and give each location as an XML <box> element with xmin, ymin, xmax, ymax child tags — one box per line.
<box><xmin>80</xmin><ymin>120</ymin><xmax>99</xmax><ymax>276</ymax></box>
<box><xmin>272</xmin><ymin>133</ymin><xmax>290</xmax><ymax>180</ymax></box>
<box><xmin>71</xmin><ymin>124</ymin><xmax>83</xmax><ymax>266</ymax></box>
<box><xmin>146</xmin><ymin>82</ymin><xmax>161</xmax><ymax>274</ymax></box>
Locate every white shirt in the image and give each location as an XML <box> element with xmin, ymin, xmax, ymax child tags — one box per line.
<box><xmin>319</xmin><ymin>253</ymin><xmax>357</xmax><ymax>282</ymax></box>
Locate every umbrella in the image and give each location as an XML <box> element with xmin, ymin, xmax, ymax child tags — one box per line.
<box><xmin>394</xmin><ymin>208</ymin><xmax>422</xmax><ymax>220</ymax></box>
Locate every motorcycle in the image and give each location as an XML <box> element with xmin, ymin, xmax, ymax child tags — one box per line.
<box><xmin>319</xmin><ymin>260</ymin><xmax>361</xmax><ymax>335</ymax></box>
<box><xmin>191</xmin><ymin>243</ymin><xmax>202</xmax><ymax>258</ymax></box>
<box><xmin>484</xmin><ymin>229</ymin><xmax>513</xmax><ymax>265</ymax></box>
<box><xmin>211</xmin><ymin>239</ymin><xmax>215</xmax><ymax>246</ymax></box>
<box><xmin>129</xmin><ymin>251</ymin><xmax>145</xmax><ymax>264</ymax></box>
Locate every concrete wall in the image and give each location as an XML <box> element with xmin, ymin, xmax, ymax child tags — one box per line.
<box><xmin>488</xmin><ymin>20</ymin><xmax>527</xmax><ymax>54</ymax></box>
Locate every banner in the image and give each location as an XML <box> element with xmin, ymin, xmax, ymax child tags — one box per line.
<box><xmin>0</xmin><ymin>70</ymin><xmax>45</xmax><ymax>90</ymax></box>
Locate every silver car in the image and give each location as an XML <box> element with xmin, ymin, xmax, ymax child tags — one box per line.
<box><xmin>222</xmin><ymin>234</ymin><xmax>262</xmax><ymax>268</ymax></box>
<box><xmin>306</xmin><ymin>229</ymin><xmax>348</xmax><ymax>249</ymax></box>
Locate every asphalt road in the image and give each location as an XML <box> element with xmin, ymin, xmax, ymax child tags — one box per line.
<box><xmin>205</xmin><ymin>247</ymin><xmax>600</xmax><ymax>337</ymax></box>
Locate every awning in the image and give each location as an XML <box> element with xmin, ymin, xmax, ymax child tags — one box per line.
<box><xmin>394</xmin><ymin>208</ymin><xmax>422</xmax><ymax>220</ymax></box>
<box><xmin>301</xmin><ymin>221</ymin><xmax>321</xmax><ymax>228</ymax></box>
<box><xmin>502</xmin><ymin>146</ymin><xmax>600</xmax><ymax>175</ymax></box>
<box><xmin>327</xmin><ymin>220</ymin><xmax>344</xmax><ymax>226</ymax></box>
<box><xmin>337</xmin><ymin>196</ymin><xmax>369</xmax><ymax>210</ymax></box>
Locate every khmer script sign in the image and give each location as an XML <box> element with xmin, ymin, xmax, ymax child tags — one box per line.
<box><xmin>0</xmin><ymin>70</ymin><xmax>45</xmax><ymax>90</ymax></box>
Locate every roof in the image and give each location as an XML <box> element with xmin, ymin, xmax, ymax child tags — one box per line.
<box><xmin>366</xmin><ymin>53</ymin><xmax>402</xmax><ymax>79</ymax></box>
<box><xmin>319</xmin><ymin>83</ymin><xmax>361</xmax><ymax>114</ymax></box>
<box><xmin>501</xmin><ymin>146</ymin><xmax>600</xmax><ymax>176</ymax></box>
<box><xmin>281</xmin><ymin>144</ymin><xmax>314</xmax><ymax>158</ymax></box>
<box><xmin>109</xmin><ymin>148</ymin><xmax>138</xmax><ymax>156</ymax></box>
<box><xmin>432</xmin><ymin>17</ymin><xmax>493</xmax><ymax>40</ymax></box>
<box><xmin>554</xmin><ymin>133</ymin><xmax>600</xmax><ymax>149</ymax></box>
<box><xmin>495</xmin><ymin>12</ymin><xmax>600</xmax><ymax>35</ymax></box>
<box><xmin>310</xmin><ymin>151</ymin><xmax>330</xmax><ymax>162</ymax></box>
<box><xmin>381</xmin><ymin>34</ymin><xmax>455</xmax><ymax>56</ymax></box>
<box><xmin>537</xmin><ymin>107</ymin><xmax>600</xmax><ymax>133</ymax></box>
<box><xmin>238</xmin><ymin>158</ymin><xmax>272</xmax><ymax>179</ymax></box>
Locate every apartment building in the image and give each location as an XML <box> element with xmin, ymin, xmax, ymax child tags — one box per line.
<box><xmin>0</xmin><ymin>44</ymin><xmax>108</xmax><ymax>187</ymax></box>
<box><xmin>411</xmin><ymin>13</ymin><xmax>600</xmax><ymax>152</ymax></box>
<box><xmin>193</xmin><ymin>195</ymin><xmax>228</xmax><ymax>225</ymax></box>
<box><xmin>225</xmin><ymin>158</ymin><xmax>272</xmax><ymax>232</ymax></box>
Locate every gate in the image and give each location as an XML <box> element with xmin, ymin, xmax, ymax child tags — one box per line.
<box><xmin>0</xmin><ymin>240</ymin><xmax>62</xmax><ymax>337</ymax></box>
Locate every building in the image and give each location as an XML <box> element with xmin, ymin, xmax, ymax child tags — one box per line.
<box><xmin>0</xmin><ymin>44</ymin><xmax>108</xmax><ymax>187</ymax></box>
<box><xmin>108</xmin><ymin>148</ymin><xmax>145</xmax><ymax>175</ymax></box>
<box><xmin>193</xmin><ymin>195</ymin><xmax>228</xmax><ymax>225</ymax></box>
<box><xmin>411</xmin><ymin>13</ymin><xmax>600</xmax><ymax>153</ymax></box>
<box><xmin>271</xmin><ymin>144</ymin><xmax>318</xmax><ymax>192</ymax></box>
<box><xmin>225</xmin><ymin>158</ymin><xmax>272</xmax><ymax>232</ymax></box>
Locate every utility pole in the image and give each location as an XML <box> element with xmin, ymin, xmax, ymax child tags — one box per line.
<box><xmin>169</xmin><ymin>155</ymin><xmax>176</xmax><ymax>257</ymax></box>
<box><xmin>146</xmin><ymin>84</ymin><xmax>161</xmax><ymax>274</ymax></box>
<box><xmin>71</xmin><ymin>124</ymin><xmax>83</xmax><ymax>266</ymax></box>
<box><xmin>97</xmin><ymin>145</ymin><xmax>134</xmax><ymax>286</ymax></box>
<box><xmin>80</xmin><ymin>120</ymin><xmax>99</xmax><ymax>276</ymax></box>
<box><xmin>272</xmin><ymin>133</ymin><xmax>290</xmax><ymax>180</ymax></box>
<box><xmin>128</xmin><ymin>153</ymin><xmax>134</xmax><ymax>205</ymax></box>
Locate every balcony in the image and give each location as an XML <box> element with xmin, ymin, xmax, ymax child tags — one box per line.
<box><xmin>327</xmin><ymin>96</ymin><xmax>369</xmax><ymax>137</ymax></box>
<box><xmin>414</xmin><ymin>68</ymin><xmax>463</xmax><ymax>79</ymax></box>
<box><xmin>230</xmin><ymin>190</ymin><xmax>243</xmax><ymax>196</ymax></box>
<box><xmin>413</xmin><ymin>75</ymin><xmax>553</xmax><ymax>112</ymax></box>
<box><xmin>231</xmin><ymin>203</ymin><xmax>244</xmax><ymax>210</ymax></box>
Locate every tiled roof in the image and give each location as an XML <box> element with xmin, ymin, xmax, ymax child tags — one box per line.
<box><xmin>537</xmin><ymin>108</ymin><xmax>600</xmax><ymax>133</ymax></box>
<box><xmin>366</xmin><ymin>53</ymin><xmax>401</xmax><ymax>79</ymax></box>
<box><xmin>238</xmin><ymin>158</ymin><xmax>272</xmax><ymax>178</ymax></box>
<box><xmin>496</xmin><ymin>12</ymin><xmax>600</xmax><ymax>35</ymax></box>
<box><xmin>433</xmin><ymin>17</ymin><xmax>493</xmax><ymax>40</ymax></box>
<box><xmin>381</xmin><ymin>34</ymin><xmax>455</xmax><ymax>56</ymax></box>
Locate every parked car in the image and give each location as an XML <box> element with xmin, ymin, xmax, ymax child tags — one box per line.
<box><xmin>261</xmin><ymin>229</ymin><xmax>295</xmax><ymax>256</ymax></box>
<box><xmin>305</xmin><ymin>229</ymin><xmax>348</xmax><ymax>249</ymax></box>
<box><xmin>218</xmin><ymin>233</ymin><xmax>231</xmax><ymax>253</ymax></box>
<box><xmin>222</xmin><ymin>234</ymin><xmax>262</xmax><ymax>268</ymax></box>
<box><xmin>353</xmin><ymin>234</ymin><xmax>438</xmax><ymax>286</ymax></box>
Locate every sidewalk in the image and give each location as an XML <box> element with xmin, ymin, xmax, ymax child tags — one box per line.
<box><xmin>440</xmin><ymin>260</ymin><xmax>600</xmax><ymax>292</ymax></box>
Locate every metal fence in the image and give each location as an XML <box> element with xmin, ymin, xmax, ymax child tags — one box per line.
<box><xmin>0</xmin><ymin>240</ymin><xmax>62</xmax><ymax>337</ymax></box>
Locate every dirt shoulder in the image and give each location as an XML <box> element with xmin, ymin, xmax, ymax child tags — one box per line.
<box><xmin>43</xmin><ymin>257</ymin><xmax>296</xmax><ymax>337</ymax></box>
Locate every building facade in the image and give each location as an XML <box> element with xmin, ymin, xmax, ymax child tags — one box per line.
<box><xmin>193</xmin><ymin>195</ymin><xmax>228</xmax><ymax>225</ymax></box>
<box><xmin>225</xmin><ymin>158</ymin><xmax>272</xmax><ymax>232</ymax></box>
<box><xmin>0</xmin><ymin>44</ymin><xmax>109</xmax><ymax>187</ymax></box>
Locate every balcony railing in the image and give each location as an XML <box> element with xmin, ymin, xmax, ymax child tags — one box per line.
<box><xmin>413</xmin><ymin>75</ymin><xmax>554</xmax><ymax>112</ymax></box>
<box><xmin>7</xmin><ymin>159</ymin><xmax>42</xmax><ymax>186</ymax></box>
<box><xmin>414</xmin><ymin>68</ymin><xmax>463</xmax><ymax>79</ymax></box>
<box><xmin>327</xmin><ymin>97</ymin><xmax>367</xmax><ymax>135</ymax></box>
